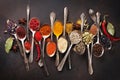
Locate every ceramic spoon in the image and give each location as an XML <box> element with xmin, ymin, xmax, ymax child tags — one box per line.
<box><xmin>16</xmin><ymin>26</ymin><xmax>29</xmax><ymax>71</ymax></box>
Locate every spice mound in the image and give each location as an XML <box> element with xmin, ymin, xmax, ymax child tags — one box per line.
<box><xmin>69</xmin><ymin>30</ymin><xmax>82</xmax><ymax>44</ymax></box>
<box><xmin>46</xmin><ymin>42</ymin><xmax>56</xmax><ymax>57</ymax></box>
<box><xmin>53</xmin><ymin>20</ymin><xmax>63</xmax><ymax>37</ymax></box>
<box><xmin>29</xmin><ymin>17</ymin><xmax>40</xmax><ymax>31</ymax></box>
<box><xmin>16</xmin><ymin>26</ymin><xmax>26</xmax><ymax>39</ymax></box>
<box><xmin>82</xmin><ymin>32</ymin><xmax>94</xmax><ymax>45</ymax></box>
<box><xmin>93</xmin><ymin>44</ymin><xmax>103</xmax><ymax>57</ymax></box>
<box><xmin>58</xmin><ymin>37</ymin><xmax>68</xmax><ymax>53</ymax></box>
<box><xmin>89</xmin><ymin>24</ymin><xmax>98</xmax><ymax>36</ymax></box>
<box><xmin>73</xmin><ymin>41</ymin><xmax>85</xmax><ymax>55</ymax></box>
<box><xmin>40</xmin><ymin>24</ymin><xmax>51</xmax><ymax>36</ymax></box>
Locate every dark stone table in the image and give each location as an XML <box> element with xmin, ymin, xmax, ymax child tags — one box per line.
<box><xmin>0</xmin><ymin>0</ymin><xmax>120</xmax><ymax>80</ymax></box>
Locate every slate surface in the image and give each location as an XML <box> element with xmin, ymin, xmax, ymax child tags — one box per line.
<box><xmin>0</xmin><ymin>0</ymin><xmax>120</xmax><ymax>80</ymax></box>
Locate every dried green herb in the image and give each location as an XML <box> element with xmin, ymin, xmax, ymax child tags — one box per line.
<box><xmin>5</xmin><ymin>37</ymin><xmax>13</xmax><ymax>53</ymax></box>
<box><xmin>107</xmin><ymin>22</ymin><xmax>115</xmax><ymax>36</ymax></box>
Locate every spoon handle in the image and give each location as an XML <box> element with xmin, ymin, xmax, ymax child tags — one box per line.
<box><xmin>26</xmin><ymin>2</ymin><xmax>30</xmax><ymax>40</ymax></box>
<box><xmin>14</xmin><ymin>34</ymin><xmax>24</xmax><ymax>57</ymax></box>
<box><xmin>55</xmin><ymin>49</ymin><xmax>59</xmax><ymax>66</ymax></box>
<box><xmin>63</xmin><ymin>7</ymin><xmax>68</xmax><ymax>36</ymax></box>
<box><xmin>42</xmin><ymin>38</ymin><xmax>49</xmax><ymax>76</ymax></box>
<box><xmin>87</xmin><ymin>45</ymin><xmax>93</xmax><ymax>75</ymax></box>
<box><xmin>50</xmin><ymin>12</ymin><xmax>56</xmax><ymax>41</ymax></box>
<box><xmin>38</xmin><ymin>58</ymin><xmax>43</xmax><ymax>67</ymax></box>
<box><xmin>80</xmin><ymin>13</ymin><xmax>85</xmax><ymax>33</ymax></box>
<box><xmin>29</xmin><ymin>33</ymin><xmax>34</xmax><ymax>63</ymax></box>
<box><xmin>57</xmin><ymin>44</ymin><xmax>73</xmax><ymax>71</ymax></box>
<box><xmin>68</xmin><ymin>54</ymin><xmax>72</xmax><ymax>69</ymax></box>
<box><xmin>21</xmin><ymin>40</ymin><xmax>29</xmax><ymax>71</ymax></box>
<box><xmin>96</xmin><ymin>12</ymin><xmax>101</xmax><ymax>43</ymax></box>
<box><xmin>55</xmin><ymin>37</ymin><xmax>59</xmax><ymax>66</ymax></box>
<box><xmin>89</xmin><ymin>9</ymin><xmax>96</xmax><ymax>23</ymax></box>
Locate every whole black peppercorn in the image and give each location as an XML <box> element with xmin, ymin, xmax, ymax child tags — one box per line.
<box><xmin>93</xmin><ymin>44</ymin><xmax>103</xmax><ymax>57</ymax></box>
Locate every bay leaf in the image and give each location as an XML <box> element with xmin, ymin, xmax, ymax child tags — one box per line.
<box><xmin>107</xmin><ymin>22</ymin><xmax>115</xmax><ymax>36</ymax></box>
<box><xmin>5</xmin><ymin>37</ymin><xmax>13</xmax><ymax>53</ymax></box>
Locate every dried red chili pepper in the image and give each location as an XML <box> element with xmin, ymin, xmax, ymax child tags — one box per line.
<box><xmin>35</xmin><ymin>41</ymin><xmax>41</xmax><ymax>62</ymax></box>
<box><xmin>101</xmin><ymin>19</ymin><xmax>120</xmax><ymax>42</ymax></box>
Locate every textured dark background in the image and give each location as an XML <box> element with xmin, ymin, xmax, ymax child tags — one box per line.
<box><xmin>0</xmin><ymin>0</ymin><xmax>120</xmax><ymax>80</ymax></box>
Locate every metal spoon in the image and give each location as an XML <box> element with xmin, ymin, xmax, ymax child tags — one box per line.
<box><xmin>53</xmin><ymin>20</ymin><xmax>63</xmax><ymax>66</ymax></box>
<box><xmin>57</xmin><ymin>30</ymin><xmax>82</xmax><ymax>71</ymax></box>
<box><xmin>89</xmin><ymin>9</ymin><xmax>111</xmax><ymax>50</ymax></box>
<box><xmin>80</xmin><ymin>13</ymin><xmax>86</xmax><ymax>33</ymax></box>
<box><xmin>58</xmin><ymin>7</ymin><xmax>69</xmax><ymax>68</ymax></box>
<box><xmin>40</xmin><ymin>24</ymin><xmax>51</xmax><ymax>76</ymax></box>
<box><xmin>29</xmin><ymin>27</ymin><xmax>35</xmax><ymax>63</ymax></box>
<box><xmin>16</xmin><ymin>26</ymin><xmax>29</xmax><ymax>71</ymax></box>
<box><xmin>26</xmin><ymin>0</ymin><xmax>30</xmax><ymax>40</ymax></box>
<box><xmin>29</xmin><ymin>18</ymin><xmax>40</xmax><ymax>63</ymax></box>
<box><xmin>58</xmin><ymin>7</ymin><xmax>68</xmax><ymax>53</ymax></box>
<box><xmin>50</xmin><ymin>12</ymin><xmax>56</xmax><ymax>41</ymax></box>
<box><xmin>89</xmin><ymin>9</ymin><xmax>96</xmax><ymax>23</ymax></box>
<box><xmin>93</xmin><ymin>12</ymin><xmax>104</xmax><ymax>57</ymax></box>
<box><xmin>46</xmin><ymin>11</ymin><xmax>56</xmax><ymax>57</ymax></box>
